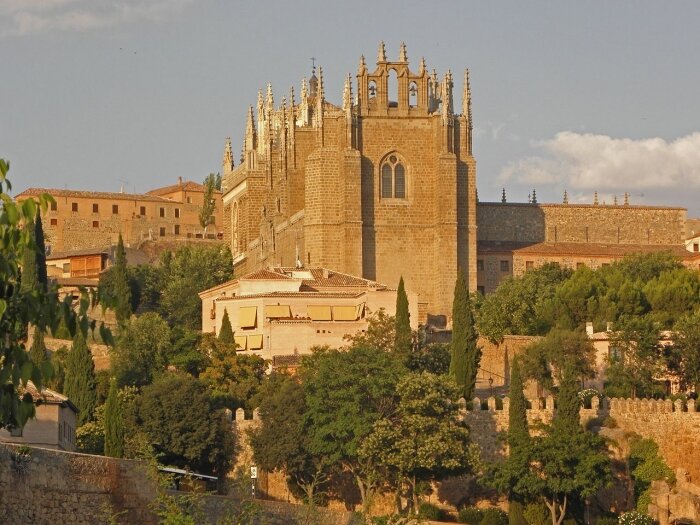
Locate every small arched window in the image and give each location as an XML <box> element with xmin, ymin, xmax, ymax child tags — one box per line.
<box><xmin>380</xmin><ymin>155</ymin><xmax>407</xmax><ymax>200</ymax></box>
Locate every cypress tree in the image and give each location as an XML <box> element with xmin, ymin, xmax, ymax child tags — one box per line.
<box><xmin>508</xmin><ymin>357</ymin><xmax>529</xmax><ymax>450</ymax></box>
<box><xmin>394</xmin><ymin>276</ymin><xmax>412</xmax><ymax>356</ymax></box>
<box><xmin>34</xmin><ymin>210</ymin><xmax>48</xmax><ymax>291</ymax></box>
<box><xmin>64</xmin><ymin>331</ymin><xmax>97</xmax><ymax>426</ymax></box>
<box><xmin>553</xmin><ymin>363</ymin><xmax>581</xmax><ymax>435</ymax></box>
<box><xmin>113</xmin><ymin>234</ymin><xmax>132</xmax><ymax>326</ymax></box>
<box><xmin>29</xmin><ymin>329</ymin><xmax>47</xmax><ymax>367</ymax></box>
<box><xmin>449</xmin><ymin>272</ymin><xmax>481</xmax><ymax>399</ymax></box>
<box><xmin>104</xmin><ymin>378</ymin><xmax>124</xmax><ymax>458</ymax></box>
<box><xmin>218</xmin><ymin>308</ymin><xmax>234</xmax><ymax>344</ymax></box>
<box><xmin>20</xmin><ymin>218</ymin><xmax>37</xmax><ymax>294</ymax></box>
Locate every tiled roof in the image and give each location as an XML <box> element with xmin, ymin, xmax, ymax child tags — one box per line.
<box><xmin>16</xmin><ymin>188</ymin><xmax>172</xmax><ymax>203</ymax></box>
<box><xmin>147</xmin><ymin>180</ymin><xmax>222</xmax><ymax>196</ymax></box>
<box><xmin>272</xmin><ymin>354</ymin><xmax>302</xmax><ymax>367</ymax></box>
<box><xmin>478</xmin><ymin>241</ymin><xmax>696</xmax><ymax>258</ymax></box>
<box><xmin>19</xmin><ymin>381</ymin><xmax>79</xmax><ymax>412</ymax></box>
<box><xmin>263</xmin><ymin>267</ymin><xmax>384</xmax><ymax>289</ymax></box>
<box><xmin>47</xmin><ymin>248</ymin><xmax>109</xmax><ymax>260</ymax></box>
<box><xmin>216</xmin><ymin>291</ymin><xmax>364</xmax><ymax>301</ymax></box>
<box><xmin>55</xmin><ymin>277</ymin><xmax>99</xmax><ymax>287</ymax></box>
<box><xmin>242</xmin><ymin>269</ymin><xmax>294</xmax><ymax>281</ymax></box>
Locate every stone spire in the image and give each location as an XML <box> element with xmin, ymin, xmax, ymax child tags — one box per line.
<box><xmin>419</xmin><ymin>56</ymin><xmax>426</xmax><ymax>75</ymax></box>
<box><xmin>614</xmin><ymin>194</ymin><xmax>618</xmax><ymax>205</ymax></box>
<box><xmin>563</xmin><ymin>189</ymin><xmax>569</xmax><ymax>204</ymax></box>
<box><xmin>531</xmin><ymin>188</ymin><xmax>537</xmax><ymax>204</ymax></box>
<box><xmin>266</xmin><ymin>82</ymin><xmax>274</xmax><ymax>110</ymax></box>
<box><xmin>377</xmin><ymin>41</ymin><xmax>386</xmax><ymax>62</ymax></box>
<box><xmin>317</xmin><ymin>67</ymin><xmax>325</xmax><ymax>101</ymax></box>
<box><xmin>257</xmin><ymin>89</ymin><xmax>264</xmax><ymax>120</ymax></box>
<box><xmin>501</xmin><ymin>188</ymin><xmax>507</xmax><ymax>203</ymax></box>
<box><xmin>399</xmin><ymin>42</ymin><xmax>408</xmax><ymax>62</ymax></box>
<box><xmin>245</xmin><ymin>106</ymin><xmax>255</xmax><ymax>150</ymax></box>
<box><xmin>222</xmin><ymin>136</ymin><xmax>234</xmax><ymax>175</ymax></box>
<box><xmin>343</xmin><ymin>73</ymin><xmax>352</xmax><ymax>112</ymax></box>
<box><xmin>594</xmin><ymin>191</ymin><xmax>599</xmax><ymax>205</ymax></box>
<box><xmin>624</xmin><ymin>192</ymin><xmax>629</xmax><ymax>205</ymax></box>
<box><xmin>528</xmin><ymin>192</ymin><xmax>532</xmax><ymax>204</ymax></box>
<box><xmin>301</xmin><ymin>77</ymin><xmax>308</xmax><ymax>100</ymax></box>
<box><xmin>358</xmin><ymin>54</ymin><xmax>366</xmax><ymax>75</ymax></box>
<box><xmin>462</xmin><ymin>69</ymin><xmax>472</xmax><ymax>123</ymax></box>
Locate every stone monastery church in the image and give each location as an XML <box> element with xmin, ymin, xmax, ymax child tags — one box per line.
<box><xmin>219</xmin><ymin>42</ymin><xmax>694</xmax><ymax>323</ymax></box>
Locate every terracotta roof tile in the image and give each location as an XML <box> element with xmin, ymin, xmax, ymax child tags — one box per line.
<box><xmin>147</xmin><ymin>180</ymin><xmax>222</xmax><ymax>196</ymax></box>
<box><xmin>19</xmin><ymin>381</ymin><xmax>78</xmax><ymax>412</ymax></box>
<box><xmin>216</xmin><ymin>291</ymin><xmax>364</xmax><ymax>301</ymax></box>
<box><xmin>16</xmin><ymin>188</ymin><xmax>173</xmax><ymax>203</ymax></box>
<box><xmin>242</xmin><ymin>269</ymin><xmax>294</xmax><ymax>281</ymax></box>
<box><xmin>47</xmin><ymin>248</ymin><xmax>109</xmax><ymax>260</ymax></box>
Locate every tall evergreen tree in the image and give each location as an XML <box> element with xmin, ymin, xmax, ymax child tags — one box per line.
<box><xmin>29</xmin><ymin>329</ymin><xmax>47</xmax><ymax>367</ymax></box>
<box><xmin>552</xmin><ymin>363</ymin><xmax>581</xmax><ymax>435</ymax></box>
<box><xmin>449</xmin><ymin>272</ymin><xmax>481</xmax><ymax>399</ymax></box>
<box><xmin>113</xmin><ymin>234</ymin><xmax>132</xmax><ymax>326</ymax></box>
<box><xmin>218</xmin><ymin>308</ymin><xmax>234</xmax><ymax>344</ymax></box>
<box><xmin>34</xmin><ymin>209</ymin><xmax>48</xmax><ymax>291</ymax></box>
<box><xmin>20</xmin><ymin>218</ymin><xmax>37</xmax><ymax>294</ymax></box>
<box><xmin>103</xmin><ymin>378</ymin><xmax>124</xmax><ymax>458</ymax></box>
<box><xmin>506</xmin><ymin>358</ymin><xmax>530</xmax><ymax>525</ymax></box>
<box><xmin>394</xmin><ymin>276</ymin><xmax>412</xmax><ymax>357</ymax></box>
<box><xmin>64</xmin><ymin>331</ymin><xmax>97</xmax><ymax>426</ymax></box>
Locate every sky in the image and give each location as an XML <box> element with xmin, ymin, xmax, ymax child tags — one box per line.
<box><xmin>2</xmin><ymin>1</ymin><xmax>700</xmax><ymax>216</ymax></box>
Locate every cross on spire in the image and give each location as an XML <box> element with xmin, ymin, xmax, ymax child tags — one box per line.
<box><xmin>310</xmin><ymin>56</ymin><xmax>316</xmax><ymax>72</ymax></box>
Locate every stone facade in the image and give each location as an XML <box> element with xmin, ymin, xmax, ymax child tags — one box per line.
<box><xmin>16</xmin><ymin>179</ymin><xmax>223</xmax><ymax>253</ymax></box>
<box><xmin>221</xmin><ymin>43</ymin><xmax>477</xmax><ymax>320</ymax></box>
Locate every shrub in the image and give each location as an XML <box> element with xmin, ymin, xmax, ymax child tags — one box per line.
<box><xmin>459</xmin><ymin>507</ymin><xmax>484</xmax><ymax>525</ymax></box>
<box><xmin>523</xmin><ymin>503</ymin><xmax>549</xmax><ymax>525</ymax></box>
<box><xmin>418</xmin><ymin>502</ymin><xmax>448</xmax><ymax>521</ymax></box>
<box><xmin>508</xmin><ymin>501</ymin><xmax>527</xmax><ymax>525</ymax></box>
<box><xmin>596</xmin><ymin>517</ymin><xmax>618</xmax><ymax>525</ymax></box>
<box><xmin>603</xmin><ymin>416</ymin><xmax>618</xmax><ymax>428</ymax></box>
<box><xmin>618</xmin><ymin>511</ymin><xmax>654</xmax><ymax>525</ymax></box>
<box><xmin>480</xmin><ymin>508</ymin><xmax>509</xmax><ymax>525</ymax></box>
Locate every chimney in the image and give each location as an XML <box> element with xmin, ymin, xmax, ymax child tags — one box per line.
<box><xmin>585</xmin><ymin>322</ymin><xmax>594</xmax><ymax>336</ymax></box>
<box><xmin>178</xmin><ymin>176</ymin><xmax>183</xmax><ymax>186</ymax></box>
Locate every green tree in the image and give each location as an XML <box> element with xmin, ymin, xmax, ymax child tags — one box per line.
<box><xmin>360</xmin><ymin>372</ymin><xmax>476</xmax><ymax>514</ymax></box>
<box><xmin>301</xmin><ymin>345</ymin><xmax>405</xmax><ymax>515</ymax></box>
<box><xmin>672</xmin><ymin>309</ymin><xmax>700</xmax><ymax>393</ymax></box>
<box><xmin>200</xmin><ymin>350</ymin><xmax>266</xmax><ymax>411</ymax></box>
<box><xmin>643</xmin><ymin>268</ymin><xmax>700</xmax><ymax>327</ymax></box>
<box><xmin>218</xmin><ymin>308</ymin><xmax>234</xmax><ymax>344</ymax></box>
<box><xmin>199</xmin><ymin>173</ymin><xmax>217</xmax><ymax>231</ymax></box>
<box><xmin>29</xmin><ymin>328</ymin><xmax>48</xmax><ymax>367</ymax></box>
<box><xmin>520</xmin><ymin>329</ymin><xmax>596</xmax><ymax>393</ymax></box>
<box><xmin>406</xmin><ymin>343</ymin><xmax>451</xmax><ymax>375</ymax></box>
<box><xmin>605</xmin><ymin>316</ymin><xmax>663</xmax><ymax>398</ymax></box>
<box><xmin>104</xmin><ymin>378</ymin><xmax>124</xmax><ymax>458</ymax></box>
<box><xmin>249</xmin><ymin>374</ymin><xmax>327</xmax><ymax>503</ymax></box>
<box><xmin>343</xmin><ymin>308</ymin><xmax>396</xmax><ymax>353</ymax></box>
<box><xmin>99</xmin><ymin>234</ymin><xmax>132</xmax><ymax>327</ymax></box>
<box><xmin>113</xmin><ymin>312</ymin><xmax>172</xmax><ymax>388</ymax></box>
<box><xmin>64</xmin><ymin>331</ymin><xmax>97</xmax><ymax>426</ymax></box>
<box><xmin>394</xmin><ymin>277</ymin><xmax>412</xmax><ymax>357</ymax></box>
<box><xmin>34</xmin><ymin>209</ymin><xmax>48</xmax><ymax>289</ymax></box>
<box><xmin>450</xmin><ymin>272</ymin><xmax>481</xmax><ymax>400</ymax></box>
<box><xmin>159</xmin><ymin>245</ymin><xmax>233</xmax><ymax>330</ymax></box>
<box><xmin>136</xmin><ymin>374</ymin><xmax>233</xmax><ymax>476</ymax></box>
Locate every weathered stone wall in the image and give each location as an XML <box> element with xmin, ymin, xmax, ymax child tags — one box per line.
<box><xmin>477</xmin><ymin>203</ymin><xmax>686</xmax><ymax>245</ymax></box>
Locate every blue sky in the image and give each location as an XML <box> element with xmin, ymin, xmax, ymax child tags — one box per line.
<box><xmin>2</xmin><ymin>1</ymin><xmax>699</xmax><ymax>215</ymax></box>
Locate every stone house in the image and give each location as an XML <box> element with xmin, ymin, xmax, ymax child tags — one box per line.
<box><xmin>199</xmin><ymin>266</ymin><xmax>418</xmax><ymax>367</ymax></box>
<box><xmin>16</xmin><ymin>178</ymin><xmax>223</xmax><ymax>253</ymax></box>
<box><xmin>0</xmin><ymin>381</ymin><xmax>78</xmax><ymax>451</ymax></box>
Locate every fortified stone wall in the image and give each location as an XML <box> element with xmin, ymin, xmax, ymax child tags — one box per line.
<box><xmin>477</xmin><ymin>203</ymin><xmax>686</xmax><ymax>245</ymax></box>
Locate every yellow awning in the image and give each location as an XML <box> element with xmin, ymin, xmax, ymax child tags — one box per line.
<box><xmin>247</xmin><ymin>334</ymin><xmax>263</xmax><ymax>350</ymax></box>
<box><xmin>239</xmin><ymin>306</ymin><xmax>257</xmax><ymax>329</ymax></box>
<box><xmin>333</xmin><ymin>305</ymin><xmax>358</xmax><ymax>321</ymax></box>
<box><xmin>266</xmin><ymin>305</ymin><xmax>291</xmax><ymax>319</ymax></box>
<box><xmin>307</xmin><ymin>305</ymin><xmax>332</xmax><ymax>321</ymax></box>
<box><xmin>234</xmin><ymin>336</ymin><xmax>247</xmax><ymax>350</ymax></box>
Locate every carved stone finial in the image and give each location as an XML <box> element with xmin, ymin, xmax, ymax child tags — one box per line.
<box><xmin>399</xmin><ymin>42</ymin><xmax>408</xmax><ymax>62</ymax></box>
<box><xmin>266</xmin><ymin>82</ymin><xmax>274</xmax><ymax>110</ymax></box>
<box><xmin>614</xmin><ymin>194</ymin><xmax>618</xmax><ymax>206</ymax></box>
<box><xmin>222</xmin><ymin>137</ymin><xmax>234</xmax><ymax>173</ymax></box>
<box><xmin>462</xmin><ymin>68</ymin><xmax>472</xmax><ymax>118</ymax></box>
<box><xmin>563</xmin><ymin>189</ymin><xmax>569</xmax><ymax>204</ymax></box>
<box><xmin>301</xmin><ymin>77</ymin><xmax>308</xmax><ymax>99</ymax></box>
<box><xmin>257</xmin><ymin>89</ymin><xmax>264</xmax><ymax>115</ymax></box>
<box><xmin>358</xmin><ymin>54</ymin><xmax>366</xmax><ymax>75</ymax></box>
<box><xmin>289</xmin><ymin>85</ymin><xmax>295</xmax><ymax>107</ymax></box>
<box><xmin>594</xmin><ymin>191</ymin><xmax>599</xmax><ymax>205</ymax></box>
<box><xmin>377</xmin><ymin>41</ymin><xmax>386</xmax><ymax>62</ymax></box>
<box><xmin>501</xmin><ymin>188</ymin><xmax>507</xmax><ymax>203</ymax></box>
<box><xmin>419</xmin><ymin>56</ymin><xmax>426</xmax><ymax>75</ymax></box>
<box><xmin>343</xmin><ymin>74</ymin><xmax>352</xmax><ymax>112</ymax></box>
<box><xmin>624</xmin><ymin>192</ymin><xmax>629</xmax><ymax>205</ymax></box>
<box><xmin>317</xmin><ymin>67</ymin><xmax>324</xmax><ymax>100</ymax></box>
<box><xmin>532</xmin><ymin>189</ymin><xmax>537</xmax><ymax>204</ymax></box>
<box><xmin>528</xmin><ymin>192</ymin><xmax>532</xmax><ymax>204</ymax></box>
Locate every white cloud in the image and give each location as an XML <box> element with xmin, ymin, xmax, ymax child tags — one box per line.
<box><xmin>0</xmin><ymin>0</ymin><xmax>194</xmax><ymax>36</ymax></box>
<box><xmin>500</xmin><ymin>131</ymin><xmax>700</xmax><ymax>190</ymax></box>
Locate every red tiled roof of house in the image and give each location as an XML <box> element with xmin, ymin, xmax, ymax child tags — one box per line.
<box><xmin>16</xmin><ymin>188</ymin><xmax>173</xmax><ymax>203</ymax></box>
<box><xmin>242</xmin><ymin>269</ymin><xmax>294</xmax><ymax>281</ymax></box>
<box><xmin>19</xmin><ymin>381</ymin><xmax>78</xmax><ymax>413</ymax></box>
<box><xmin>47</xmin><ymin>248</ymin><xmax>109</xmax><ymax>260</ymax></box>
<box><xmin>147</xmin><ymin>180</ymin><xmax>222</xmax><ymax>196</ymax></box>
<box><xmin>216</xmin><ymin>291</ymin><xmax>364</xmax><ymax>301</ymax></box>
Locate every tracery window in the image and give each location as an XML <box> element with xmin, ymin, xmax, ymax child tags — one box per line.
<box><xmin>380</xmin><ymin>155</ymin><xmax>407</xmax><ymax>199</ymax></box>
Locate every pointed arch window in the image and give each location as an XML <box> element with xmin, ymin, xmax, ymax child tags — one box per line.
<box><xmin>380</xmin><ymin>155</ymin><xmax>408</xmax><ymax>200</ymax></box>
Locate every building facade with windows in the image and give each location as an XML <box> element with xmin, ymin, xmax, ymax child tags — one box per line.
<box><xmin>199</xmin><ymin>266</ymin><xmax>418</xmax><ymax>366</ymax></box>
<box><xmin>219</xmin><ymin>43</ymin><xmax>477</xmax><ymax>321</ymax></box>
<box><xmin>16</xmin><ymin>178</ymin><xmax>223</xmax><ymax>252</ymax></box>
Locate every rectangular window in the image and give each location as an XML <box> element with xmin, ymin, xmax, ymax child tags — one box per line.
<box><xmin>525</xmin><ymin>261</ymin><xmax>534</xmax><ymax>271</ymax></box>
<box><xmin>140</xmin><ymin>206</ymin><xmax>146</xmax><ymax>216</ymax></box>
<box><xmin>186</xmin><ymin>197</ymin><xmax>192</xmax><ymax>203</ymax></box>
<box><xmin>695</xmin><ymin>243</ymin><xmax>699</xmax><ymax>252</ymax></box>
<box><xmin>174</xmin><ymin>225</ymin><xmax>180</xmax><ymax>235</ymax></box>
<box><xmin>72</xmin><ymin>202</ymin><xmax>78</xmax><ymax>212</ymax></box>
<box><xmin>175</xmin><ymin>208</ymin><xmax>180</xmax><ymax>219</ymax></box>
<box><xmin>50</xmin><ymin>218</ymin><xmax>58</xmax><ymax>226</ymax></box>
<box><xmin>159</xmin><ymin>207</ymin><xmax>165</xmax><ymax>218</ymax></box>
<box><xmin>112</xmin><ymin>204</ymin><xmax>118</xmax><ymax>214</ymax></box>
<box><xmin>92</xmin><ymin>203</ymin><xmax>98</xmax><ymax>213</ymax></box>
<box><xmin>92</xmin><ymin>220</ymin><xmax>99</xmax><ymax>228</ymax></box>
<box><xmin>50</xmin><ymin>201</ymin><xmax>57</xmax><ymax>211</ymax></box>
<box><xmin>576</xmin><ymin>262</ymin><xmax>585</xmax><ymax>270</ymax></box>
<box><xmin>476</xmin><ymin>259</ymin><xmax>484</xmax><ymax>271</ymax></box>
<box><xmin>500</xmin><ymin>260</ymin><xmax>510</xmax><ymax>272</ymax></box>
<box><xmin>159</xmin><ymin>227</ymin><xmax>165</xmax><ymax>237</ymax></box>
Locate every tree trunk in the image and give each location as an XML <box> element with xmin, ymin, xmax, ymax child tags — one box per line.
<box><xmin>544</xmin><ymin>495</ymin><xmax>567</xmax><ymax>525</ymax></box>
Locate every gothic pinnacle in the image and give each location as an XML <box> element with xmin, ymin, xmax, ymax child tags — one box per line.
<box><xmin>462</xmin><ymin>69</ymin><xmax>471</xmax><ymax>117</ymax></box>
<box><xmin>358</xmin><ymin>54</ymin><xmax>366</xmax><ymax>75</ymax></box>
<box><xmin>594</xmin><ymin>191</ymin><xmax>599</xmax><ymax>205</ymax></box>
<box><xmin>532</xmin><ymin>188</ymin><xmax>537</xmax><ymax>204</ymax></box>
<box><xmin>501</xmin><ymin>188</ymin><xmax>507</xmax><ymax>203</ymax></box>
<box><xmin>563</xmin><ymin>189</ymin><xmax>569</xmax><ymax>204</ymax></box>
<box><xmin>377</xmin><ymin>41</ymin><xmax>386</xmax><ymax>62</ymax></box>
<box><xmin>419</xmin><ymin>57</ymin><xmax>426</xmax><ymax>75</ymax></box>
<box><xmin>399</xmin><ymin>42</ymin><xmax>408</xmax><ymax>62</ymax></box>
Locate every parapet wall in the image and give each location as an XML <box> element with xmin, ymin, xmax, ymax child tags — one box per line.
<box><xmin>464</xmin><ymin>396</ymin><xmax>700</xmax><ymax>483</ymax></box>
